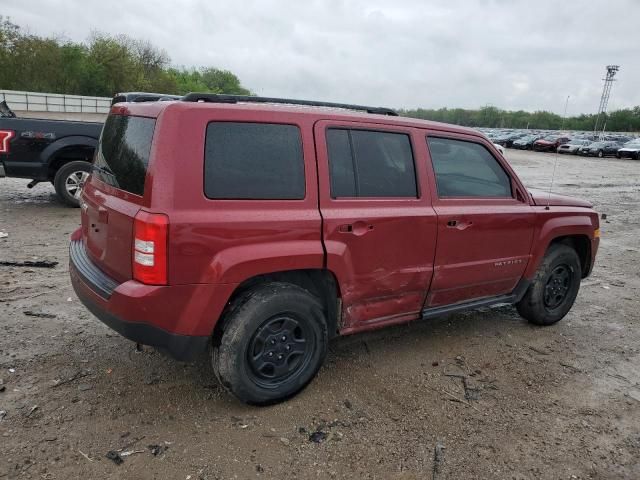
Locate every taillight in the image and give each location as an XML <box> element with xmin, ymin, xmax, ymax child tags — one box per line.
<box><xmin>0</xmin><ymin>130</ymin><xmax>15</xmax><ymax>154</ymax></box>
<box><xmin>133</xmin><ymin>211</ymin><xmax>169</xmax><ymax>285</ymax></box>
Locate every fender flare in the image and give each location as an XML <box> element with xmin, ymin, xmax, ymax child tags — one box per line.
<box><xmin>523</xmin><ymin>215</ymin><xmax>596</xmax><ymax>279</ymax></box>
<box><xmin>41</xmin><ymin>136</ymin><xmax>98</xmax><ymax>166</ymax></box>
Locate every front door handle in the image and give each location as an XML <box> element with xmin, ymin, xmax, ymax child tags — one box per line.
<box><xmin>339</xmin><ymin>222</ymin><xmax>374</xmax><ymax>236</ymax></box>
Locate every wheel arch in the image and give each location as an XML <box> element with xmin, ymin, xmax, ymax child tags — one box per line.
<box><xmin>41</xmin><ymin>136</ymin><xmax>97</xmax><ymax>179</ymax></box>
<box><xmin>524</xmin><ymin>215</ymin><xmax>597</xmax><ymax>280</ymax></box>
<box><xmin>213</xmin><ymin>269</ymin><xmax>342</xmax><ymax>343</ymax></box>
<box><xmin>549</xmin><ymin>235</ymin><xmax>592</xmax><ymax>278</ymax></box>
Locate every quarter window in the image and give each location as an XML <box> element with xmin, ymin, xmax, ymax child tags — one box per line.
<box><xmin>327</xmin><ymin>128</ymin><xmax>417</xmax><ymax>198</ymax></box>
<box><xmin>204</xmin><ymin>122</ymin><xmax>305</xmax><ymax>199</ymax></box>
<box><xmin>426</xmin><ymin>137</ymin><xmax>512</xmax><ymax>198</ymax></box>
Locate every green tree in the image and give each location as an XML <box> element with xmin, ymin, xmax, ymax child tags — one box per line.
<box><xmin>0</xmin><ymin>18</ymin><xmax>251</xmax><ymax>98</ymax></box>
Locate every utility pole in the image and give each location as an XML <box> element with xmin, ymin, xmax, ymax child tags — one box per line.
<box><xmin>593</xmin><ymin>65</ymin><xmax>619</xmax><ymax>139</ymax></box>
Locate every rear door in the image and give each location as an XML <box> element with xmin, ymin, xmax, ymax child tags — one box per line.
<box><xmin>81</xmin><ymin>113</ymin><xmax>156</xmax><ymax>282</ymax></box>
<box><xmin>424</xmin><ymin>133</ymin><xmax>535</xmax><ymax>307</ymax></box>
<box><xmin>315</xmin><ymin>120</ymin><xmax>437</xmax><ymax>330</ymax></box>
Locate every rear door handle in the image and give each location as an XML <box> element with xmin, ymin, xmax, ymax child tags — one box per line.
<box><xmin>447</xmin><ymin>219</ymin><xmax>473</xmax><ymax>230</ymax></box>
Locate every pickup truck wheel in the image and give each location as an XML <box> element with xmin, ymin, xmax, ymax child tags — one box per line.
<box><xmin>516</xmin><ymin>244</ymin><xmax>582</xmax><ymax>326</ymax></box>
<box><xmin>212</xmin><ymin>282</ymin><xmax>328</xmax><ymax>405</ymax></box>
<box><xmin>53</xmin><ymin>161</ymin><xmax>91</xmax><ymax>207</ymax></box>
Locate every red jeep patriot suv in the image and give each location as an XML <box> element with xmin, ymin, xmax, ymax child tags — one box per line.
<box><xmin>70</xmin><ymin>93</ymin><xmax>599</xmax><ymax>404</ymax></box>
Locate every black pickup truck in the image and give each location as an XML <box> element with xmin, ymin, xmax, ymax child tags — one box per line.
<box><xmin>0</xmin><ymin>101</ymin><xmax>103</xmax><ymax>206</ymax></box>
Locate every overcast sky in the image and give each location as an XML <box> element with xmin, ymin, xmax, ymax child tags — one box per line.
<box><xmin>4</xmin><ymin>0</ymin><xmax>638</xmax><ymax>114</ymax></box>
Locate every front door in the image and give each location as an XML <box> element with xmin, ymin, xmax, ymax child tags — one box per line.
<box><xmin>314</xmin><ymin>120</ymin><xmax>437</xmax><ymax>331</ymax></box>
<box><xmin>424</xmin><ymin>134</ymin><xmax>535</xmax><ymax>307</ymax></box>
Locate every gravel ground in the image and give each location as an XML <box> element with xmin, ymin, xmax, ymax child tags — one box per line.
<box><xmin>0</xmin><ymin>149</ymin><xmax>638</xmax><ymax>479</ymax></box>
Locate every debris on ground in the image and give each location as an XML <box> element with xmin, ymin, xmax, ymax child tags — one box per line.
<box><xmin>0</xmin><ymin>232</ymin><xmax>8</xmax><ymax>238</ymax></box>
<box><xmin>78</xmin><ymin>450</ymin><xmax>93</xmax><ymax>462</ymax></box>
<box><xmin>279</xmin><ymin>437</ymin><xmax>290</xmax><ymax>446</ymax></box>
<box><xmin>25</xmin><ymin>405</ymin><xmax>38</xmax><ymax>417</ymax></box>
<box><xmin>0</xmin><ymin>260</ymin><xmax>58</xmax><ymax>268</ymax></box>
<box><xmin>433</xmin><ymin>442</ymin><xmax>445</xmax><ymax>479</ymax></box>
<box><xmin>120</xmin><ymin>449</ymin><xmax>145</xmax><ymax>457</ymax></box>
<box><xmin>51</xmin><ymin>370</ymin><xmax>91</xmax><ymax>388</ymax></box>
<box><xmin>105</xmin><ymin>450</ymin><xmax>124</xmax><ymax>465</ymax></box>
<box><xmin>0</xmin><ymin>410</ymin><xmax>6</xmax><ymax>420</ymax></box>
<box><xmin>148</xmin><ymin>444</ymin><xmax>169</xmax><ymax>456</ymax></box>
<box><xmin>343</xmin><ymin>399</ymin><xmax>352</xmax><ymax>409</ymax></box>
<box><xmin>23</xmin><ymin>310</ymin><xmax>57</xmax><ymax>319</ymax></box>
<box><xmin>309</xmin><ymin>431</ymin><xmax>327</xmax><ymax>443</ymax></box>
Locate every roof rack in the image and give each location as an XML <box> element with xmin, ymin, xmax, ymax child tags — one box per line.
<box><xmin>112</xmin><ymin>92</ymin><xmax>182</xmax><ymax>105</ymax></box>
<box><xmin>181</xmin><ymin>93</ymin><xmax>398</xmax><ymax>116</ymax></box>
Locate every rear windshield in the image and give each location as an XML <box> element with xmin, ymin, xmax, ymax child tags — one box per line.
<box><xmin>93</xmin><ymin>115</ymin><xmax>156</xmax><ymax>196</ymax></box>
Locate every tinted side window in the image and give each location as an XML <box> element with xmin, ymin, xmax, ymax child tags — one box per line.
<box><xmin>427</xmin><ymin>137</ymin><xmax>512</xmax><ymax>198</ymax></box>
<box><xmin>326</xmin><ymin>129</ymin><xmax>356</xmax><ymax>197</ymax></box>
<box><xmin>326</xmin><ymin>128</ymin><xmax>417</xmax><ymax>198</ymax></box>
<box><xmin>204</xmin><ymin>122</ymin><xmax>305</xmax><ymax>199</ymax></box>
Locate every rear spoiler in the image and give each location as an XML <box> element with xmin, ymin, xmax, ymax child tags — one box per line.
<box><xmin>0</xmin><ymin>101</ymin><xmax>16</xmax><ymax>118</ymax></box>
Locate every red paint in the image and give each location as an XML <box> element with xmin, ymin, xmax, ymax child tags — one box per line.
<box><xmin>73</xmin><ymin>100</ymin><xmax>600</xmax><ymax>344</ymax></box>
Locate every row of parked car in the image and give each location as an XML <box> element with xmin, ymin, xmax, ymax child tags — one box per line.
<box><xmin>484</xmin><ymin>129</ymin><xmax>640</xmax><ymax>160</ymax></box>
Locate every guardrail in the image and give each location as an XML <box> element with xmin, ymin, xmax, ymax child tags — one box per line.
<box><xmin>0</xmin><ymin>90</ymin><xmax>111</xmax><ymax>114</ymax></box>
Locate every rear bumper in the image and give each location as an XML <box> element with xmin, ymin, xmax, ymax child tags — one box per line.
<box><xmin>69</xmin><ymin>239</ymin><xmax>213</xmax><ymax>361</ymax></box>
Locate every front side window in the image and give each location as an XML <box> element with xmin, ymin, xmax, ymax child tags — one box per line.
<box><xmin>427</xmin><ymin>137</ymin><xmax>512</xmax><ymax>198</ymax></box>
<box><xmin>326</xmin><ymin>128</ymin><xmax>417</xmax><ymax>198</ymax></box>
<box><xmin>204</xmin><ymin>122</ymin><xmax>305</xmax><ymax>200</ymax></box>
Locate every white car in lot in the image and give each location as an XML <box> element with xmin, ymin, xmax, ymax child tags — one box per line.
<box><xmin>557</xmin><ymin>139</ymin><xmax>591</xmax><ymax>154</ymax></box>
<box><xmin>493</xmin><ymin>143</ymin><xmax>505</xmax><ymax>155</ymax></box>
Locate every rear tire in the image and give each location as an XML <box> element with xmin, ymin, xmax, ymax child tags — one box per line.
<box><xmin>597</xmin><ymin>150</ymin><xmax>604</xmax><ymax>158</ymax></box>
<box><xmin>212</xmin><ymin>282</ymin><xmax>328</xmax><ymax>405</ymax></box>
<box><xmin>53</xmin><ymin>161</ymin><xmax>91</xmax><ymax>207</ymax></box>
<box><xmin>516</xmin><ymin>244</ymin><xmax>582</xmax><ymax>326</ymax></box>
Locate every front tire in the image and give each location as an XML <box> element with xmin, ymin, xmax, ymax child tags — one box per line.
<box><xmin>516</xmin><ymin>244</ymin><xmax>582</xmax><ymax>326</ymax></box>
<box><xmin>597</xmin><ymin>150</ymin><xmax>604</xmax><ymax>158</ymax></box>
<box><xmin>212</xmin><ymin>283</ymin><xmax>328</xmax><ymax>405</ymax></box>
<box><xmin>53</xmin><ymin>161</ymin><xmax>91</xmax><ymax>207</ymax></box>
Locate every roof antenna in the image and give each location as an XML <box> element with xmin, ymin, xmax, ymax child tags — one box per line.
<box><xmin>546</xmin><ymin>95</ymin><xmax>570</xmax><ymax>210</ymax></box>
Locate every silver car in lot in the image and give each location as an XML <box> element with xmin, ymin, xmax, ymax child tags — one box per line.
<box><xmin>557</xmin><ymin>139</ymin><xmax>591</xmax><ymax>154</ymax></box>
<box><xmin>616</xmin><ymin>139</ymin><xmax>640</xmax><ymax>160</ymax></box>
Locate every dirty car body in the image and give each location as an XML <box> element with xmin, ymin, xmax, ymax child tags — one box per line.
<box><xmin>69</xmin><ymin>93</ymin><xmax>600</xmax><ymax>404</ymax></box>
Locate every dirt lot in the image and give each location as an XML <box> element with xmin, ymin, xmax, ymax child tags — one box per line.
<box><xmin>0</xmin><ymin>149</ymin><xmax>639</xmax><ymax>479</ymax></box>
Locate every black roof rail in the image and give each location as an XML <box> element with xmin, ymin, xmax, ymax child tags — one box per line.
<box><xmin>181</xmin><ymin>93</ymin><xmax>398</xmax><ymax>116</ymax></box>
<box><xmin>112</xmin><ymin>92</ymin><xmax>182</xmax><ymax>105</ymax></box>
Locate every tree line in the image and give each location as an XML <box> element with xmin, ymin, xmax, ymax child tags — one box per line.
<box><xmin>0</xmin><ymin>17</ymin><xmax>250</xmax><ymax>97</ymax></box>
<box><xmin>401</xmin><ymin>105</ymin><xmax>640</xmax><ymax>133</ymax></box>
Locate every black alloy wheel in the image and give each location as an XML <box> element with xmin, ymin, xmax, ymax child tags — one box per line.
<box><xmin>246</xmin><ymin>314</ymin><xmax>315</xmax><ymax>388</ymax></box>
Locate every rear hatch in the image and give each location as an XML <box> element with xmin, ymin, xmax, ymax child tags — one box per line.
<box><xmin>80</xmin><ymin>113</ymin><xmax>156</xmax><ymax>282</ymax></box>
